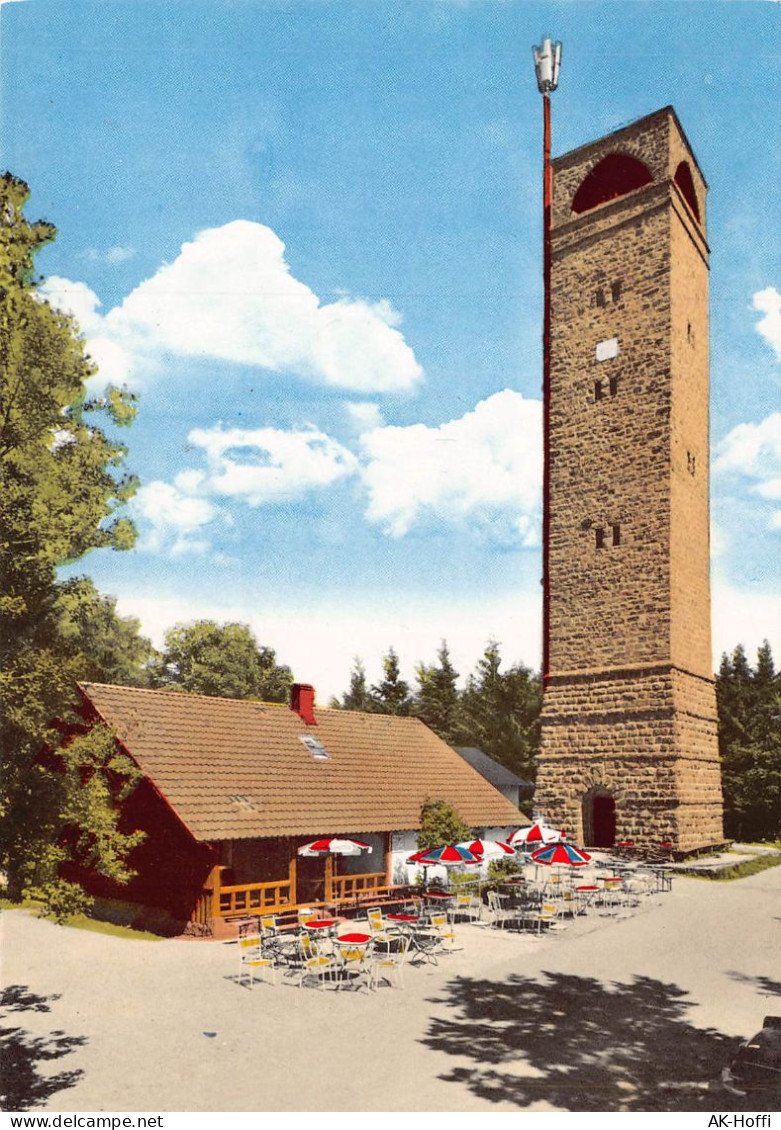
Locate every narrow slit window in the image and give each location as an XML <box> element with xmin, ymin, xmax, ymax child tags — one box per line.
<box><xmin>594</xmin><ymin>379</ymin><xmax>604</xmax><ymax>401</ymax></box>
<box><xmin>609</xmin><ymin>375</ymin><xmax>619</xmax><ymax>397</ymax></box>
<box><xmin>611</xmin><ymin>280</ymin><xmax>622</xmax><ymax>303</ymax></box>
<box><xmin>595</xmin><ymin>527</ymin><xmax>606</xmax><ymax>550</ymax></box>
<box><xmin>596</xmin><ymin>288</ymin><xmax>606</xmax><ymax>308</ymax></box>
<box><xmin>611</xmin><ymin>523</ymin><xmax>621</xmax><ymax>546</ymax></box>
<box><xmin>687</xmin><ymin>452</ymin><xmax>696</xmax><ymax>476</ymax></box>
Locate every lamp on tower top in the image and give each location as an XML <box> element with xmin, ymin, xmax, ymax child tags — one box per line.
<box><xmin>532</xmin><ymin>38</ymin><xmax>562</xmax><ymax>93</ymax></box>
<box><xmin>532</xmin><ymin>36</ymin><xmax>562</xmax><ymax>688</ymax></box>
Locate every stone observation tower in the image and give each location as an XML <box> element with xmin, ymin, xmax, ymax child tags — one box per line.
<box><xmin>534</xmin><ymin>107</ymin><xmax>725</xmax><ymax>853</ymax></box>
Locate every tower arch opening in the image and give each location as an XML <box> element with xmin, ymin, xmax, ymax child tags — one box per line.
<box><xmin>572</xmin><ymin>152</ymin><xmax>654</xmax><ymax>214</ymax></box>
<box><xmin>582</xmin><ymin>786</ymin><xmax>617</xmax><ymax>848</ymax></box>
<box><xmin>673</xmin><ymin>160</ymin><xmax>701</xmax><ymax>221</ymax></box>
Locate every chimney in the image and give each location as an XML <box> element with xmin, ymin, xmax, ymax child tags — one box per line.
<box><xmin>290</xmin><ymin>683</ymin><xmax>317</xmax><ymax>726</ymax></box>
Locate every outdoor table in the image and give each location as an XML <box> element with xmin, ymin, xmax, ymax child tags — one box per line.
<box><xmin>386</xmin><ymin>913</ymin><xmax>419</xmax><ymax>927</ymax></box>
<box><xmin>302</xmin><ymin>918</ymin><xmax>339</xmax><ymax>937</ymax></box>
<box><xmin>575</xmin><ymin>884</ymin><xmax>599</xmax><ymax>910</ymax></box>
<box><xmin>424</xmin><ymin>891</ymin><xmax>452</xmax><ymax>901</ymax></box>
<box><xmin>336</xmin><ymin>932</ymin><xmax>372</xmax><ymax>944</ymax></box>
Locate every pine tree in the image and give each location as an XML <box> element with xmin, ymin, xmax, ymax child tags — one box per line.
<box><xmin>370</xmin><ymin>647</ymin><xmax>413</xmax><ymax>716</ymax></box>
<box><xmin>415</xmin><ymin>641</ymin><xmax>461</xmax><ymax>743</ymax></box>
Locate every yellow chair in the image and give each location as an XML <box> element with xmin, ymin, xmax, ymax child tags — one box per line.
<box><xmin>334</xmin><ymin>938</ymin><xmax>373</xmax><ymax>993</ymax></box>
<box><xmin>238</xmin><ymin>933</ymin><xmax>276</xmax><ymax>988</ymax></box>
<box><xmin>371</xmin><ymin>933</ymin><xmax>409</xmax><ymax>990</ymax></box>
<box><xmin>287</xmin><ymin>932</ymin><xmax>335</xmax><ymax>989</ymax></box>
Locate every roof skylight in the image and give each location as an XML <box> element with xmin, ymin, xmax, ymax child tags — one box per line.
<box><xmin>299</xmin><ymin>734</ymin><xmax>330</xmax><ymax>760</ymax></box>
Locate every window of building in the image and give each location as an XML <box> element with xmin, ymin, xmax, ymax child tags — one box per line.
<box><xmin>596</xmin><ymin>288</ymin><xmax>606</xmax><ymax>308</ymax></box>
<box><xmin>611</xmin><ymin>280</ymin><xmax>622</xmax><ymax>303</ymax></box>
<box><xmin>594</xmin><ymin>380</ymin><xmax>604</xmax><ymax>401</ymax></box>
<box><xmin>611</xmin><ymin>523</ymin><xmax>621</xmax><ymax>546</ymax></box>
<box><xmin>299</xmin><ymin>734</ymin><xmax>330</xmax><ymax>760</ymax></box>
<box><xmin>595</xmin><ymin>527</ymin><xmax>606</xmax><ymax>549</ymax></box>
<box><xmin>687</xmin><ymin>452</ymin><xmax>696</xmax><ymax>476</ymax></box>
<box><xmin>609</xmin><ymin>375</ymin><xmax>619</xmax><ymax>397</ymax></box>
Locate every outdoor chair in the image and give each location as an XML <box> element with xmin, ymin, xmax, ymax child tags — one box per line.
<box><xmin>285</xmin><ymin>932</ymin><xmax>335</xmax><ymax>989</ymax></box>
<box><xmin>533</xmin><ymin>902</ymin><xmax>567</xmax><ymax>936</ymax></box>
<box><xmin>333</xmin><ymin>937</ymin><xmax>373</xmax><ymax>993</ymax></box>
<box><xmin>365</xmin><ymin>905</ymin><xmax>393</xmax><ymax>943</ymax></box>
<box><xmin>370</xmin><ymin>932</ymin><xmax>409</xmax><ymax>990</ymax></box>
<box><xmin>453</xmin><ymin>892</ymin><xmax>483</xmax><ymax>923</ymax></box>
<box><xmin>487</xmin><ymin>890</ymin><xmax>515</xmax><ymax>929</ymax></box>
<box><xmin>237</xmin><ymin>932</ymin><xmax>276</xmax><ymax>988</ymax></box>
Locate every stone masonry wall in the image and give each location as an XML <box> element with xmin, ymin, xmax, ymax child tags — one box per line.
<box><xmin>536</xmin><ymin>108</ymin><xmax>724</xmax><ymax>851</ymax></box>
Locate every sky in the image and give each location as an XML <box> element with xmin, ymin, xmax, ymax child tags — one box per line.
<box><xmin>1</xmin><ymin>0</ymin><xmax>779</xmax><ymax>701</ymax></box>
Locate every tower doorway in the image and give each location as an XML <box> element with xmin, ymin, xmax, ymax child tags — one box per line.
<box><xmin>582</xmin><ymin>788</ymin><xmax>616</xmax><ymax>848</ymax></box>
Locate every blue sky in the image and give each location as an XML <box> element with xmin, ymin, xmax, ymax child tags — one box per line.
<box><xmin>2</xmin><ymin>0</ymin><xmax>779</xmax><ymax>699</ymax></box>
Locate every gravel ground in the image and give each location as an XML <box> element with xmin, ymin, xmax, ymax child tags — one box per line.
<box><xmin>2</xmin><ymin>866</ymin><xmax>779</xmax><ymax>1113</ymax></box>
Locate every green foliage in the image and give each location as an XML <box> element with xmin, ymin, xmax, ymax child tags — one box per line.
<box><xmin>0</xmin><ymin>174</ymin><xmax>143</xmax><ymax>914</ymax></box>
<box><xmin>415</xmin><ymin>641</ymin><xmax>461</xmax><ymax>743</ymax></box>
<box><xmin>150</xmin><ymin>619</ymin><xmax>293</xmax><ymax>701</ymax></box>
<box><xmin>330</xmin><ymin>657</ymin><xmax>376</xmax><ymax>711</ymax></box>
<box><xmin>333</xmin><ymin>638</ymin><xmax>541</xmax><ymax>779</ymax></box>
<box><xmin>417</xmin><ymin>798</ymin><xmax>472</xmax><ymax>852</ymax></box>
<box><xmin>56</xmin><ymin>576</ymin><xmax>155</xmax><ymax>686</ymax></box>
<box><xmin>455</xmin><ymin>641</ymin><xmax>542</xmax><ymax>780</ymax></box>
<box><xmin>30</xmin><ymin>879</ymin><xmax>95</xmax><ymax>925</ymax></box>
<box><xmin>716</xmin><ymin>642</ymin><xmax>781</xmax><ymax>842</ymax></box>
<box><xmin>370</xmin><ymin>647</ymin><xmax>413</xmax><ymax>715</ymax></box>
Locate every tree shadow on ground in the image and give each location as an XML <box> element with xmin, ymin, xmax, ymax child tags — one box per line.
<box><xmin>726</xmin><ymin>972</ymin><xmax>781</xmax><ymax>1000</ymax></box>
<box><xmin>422</xmin><ymin>972</ymin><xmax>773</xmax><ymax>1112</ymax></box>
<box><xmin>0</xmin><ymin>985</ymin><xmax>86</xmax><ymax>1111</ymax></box>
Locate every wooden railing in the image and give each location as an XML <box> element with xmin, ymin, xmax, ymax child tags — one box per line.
<box><xmin>192</xmin><ymin>863</ymin><xmax>392</xmax><ymax>924</ymax></box>
<box><xmin>218</xmin><ymin>878</ymin><xmax>293</xmax><ymax>917</ymax></box>
<box><xmin>330</xmin><ymin>871</ymin><xmax>386</xmax><ymax>901</ymax></box>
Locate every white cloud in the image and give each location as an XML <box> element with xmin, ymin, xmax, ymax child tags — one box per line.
<box><xmin>345</xmin><ymin>401</ymin><xmax>385</xmax><ymax>431</ymax></box>
<box><xmin>752</xmin><ymin>287</ymin><xmax>781</xmax><ymax>361</ymax></box>
<box><xmin>712</xmin><ymin>577</ymin><xmax>781</xmax><ymax>667</ymax></box>
<box><xmin>51</xmin><ymin>220</ymin><xmax>421</xmax><ymax>394</ymax></box>
<box><xmin>131</xmin><ymin>481</ymin><xmax>222</xmax><ymax>557</ymax></box>
<box><xmin>179</xmin><ymin>424</ymin><xmax>358</xmax><ymax>506</ymax></box>
<box><xmin>359</xmin><ymin>389</ymin><xmax>542</xmax><ymax>542</ymax></box>
<box><xmin>115</xmin><ymin>588</ymin><xmax>544</xmax><ymax>702</ymax></box>
<box><xmin>82</xmin><ymin>246</ymin><xmax>136</xmax><ymax>265</ymax></box>
<box><xmin>38</xmin><ymin>276</ymin><xmax>134</xmax><ymax>387</ymax></box>
<box><xmin>713</xmin><ymin>412</ymin><xmax>781</xmax><ymax>531</ymax></box>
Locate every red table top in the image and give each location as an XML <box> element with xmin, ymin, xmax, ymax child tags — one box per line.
<box><xmin>387</xmin><ymin>913</ymin><xmax>419</xmax><ymax>922</ymax></box>
<box><xmin>597</xmin><ymin>876</ymin><xmax>623</xmax><ymax>882</ymax></box>
<box><xmin>576</xmin><ymin>885</ymin><xmax>599</xmax><ymax>891</ymax></box>
<box><xmin>336</xmin><ymin>932</ymin><xmax>371</xmax><ymax>944</ymax></box>
<box><xmin>424</xmin><ymin>891</ymin><xmax>452</xmax><ymax>899</ymax></box>
<box><xmin>303</xmin><ymin>919</ymin><xmax>337</xmax><ymax>928</ymax></box>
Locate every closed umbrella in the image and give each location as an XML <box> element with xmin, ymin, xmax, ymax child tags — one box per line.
<box><xmin>298</xmin><ymin>837</ymin><xmax>372</xmax><ymax>857</ymax></box>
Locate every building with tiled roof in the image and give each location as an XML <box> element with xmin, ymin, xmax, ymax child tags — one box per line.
<box><xmin>75</xmin><ymin>681</ymin><xmax>526</xmax><ymax>927</ymax></box>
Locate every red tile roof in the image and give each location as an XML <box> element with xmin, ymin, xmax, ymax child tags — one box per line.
<box><xmin>78</xmin><ymin>682</ymin><xmax>525</xmax><ymax>842</ymax></box>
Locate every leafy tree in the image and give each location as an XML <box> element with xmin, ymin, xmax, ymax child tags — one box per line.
<box><xmin>150</xmin><ymin>619</ymin><xmax>293</xmax><ymax>701</ymax></box>
<box><xmin>0</xmin><ymin>173</ymin><xmax>142</xmax><ymax>909</ymax></box>
<box><xmin>56</xmin><ymin>576</ymin><xmax>155</xmax><ymax>686</ymax></box>
<box><xmin>716</xmin><ymin>641</ymin><xmax>781</xmax><ymax>842</ymax></box>
<box><xmin>370</xmin><ymin>646</ymin><xmax>413</xmax><ymax>715</ymax></box>
<box><xmin>417</xmin><ymin>798</ymin><xmax>472</xmax><ymax>852</ymax></box>
<box><xmin>415</xmin><ymin>640</ymin><xmax>461</xmax><ymax>743</ymax></box>
<box><xmin>459</xmin><ymin>640</ymin><xmax>541</xmax><ymax>781</ymax></box>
